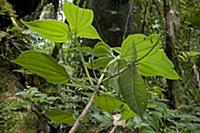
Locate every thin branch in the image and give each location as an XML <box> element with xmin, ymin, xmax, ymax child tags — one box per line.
<box><xmin>109</xmin><ymin>124</ymin><xmax>117</xmax><ymax>133</ymax></box>
<box><xmin>10</xmin><ymin>16</ymin><xmax>19</xmax><ymax>28</ymax></box>
<box><xmin>79</xmin><ymin>51</ymin><xmax>94</xmax><ymax>86</ymax></box>
<box><xmin>51</xmin><ymin>43</ymin><xmax>63</xmax><ymax>60</ymax></box>
<box><xmin>91</xmin><ymin>57</ymin><xmax>98</xmax><ymax>80</ymax></box>
<box><xmin>74</xmin><ymin>34</ymin><xmax>94</xmax><ymax>86</ymax></box>
<box><xmin>123</xmin><ymin>0</ymin><xmax>132</xmax><ymax>40</ymax></box>
<box><xmin>102</xmin><ymin>66</ymin><xmax>128</xmax><ymax>83</ymax></box>
<box><xmin>69</xmin><ymin>35</ymin><xmax>160</xmax><ymax>132</ymax></box>
<box><xmin>65</xmin><ymin>82</ymin><xmax>93</xmax><ymax>91</ymax></box>
<box><xmin>141</xmin><ymin>0</ymin><xmax>148</xmax><ymax>33</ymax></box>
<box><xmin>69</xmin><ymin>73</ymin><xmax>105</xmax><ymax>133</ymax></box>
<box><xmin>69</xmin><ymin>57</ymin><xmax>119</xmax><ymax>133</ymax></box>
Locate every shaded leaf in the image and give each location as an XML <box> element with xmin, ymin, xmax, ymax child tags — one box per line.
<box><xmin>13</xmin><ymin>51</ymin><xmax>69</xmax><ymax>84</ymax></box>
<box><xmin>92</xmin><ymin>56</ymin><xmax>114</xmax><ymax>70</ymax></box>
<box><xmin>45</xmin><ymin>109</ymin><xmax>75</xmax><ymax>125</ymax></box>
<box><xmin>94</xmin><ymin>94</ymin><xmax>136</xmax><ymax>120</ymax></box>
<box><xmin>121</xmin><ymin>35</ymin><xmax>137</xmax><ymax>62</ymax></box>
<box><xmin>118</xmin><ymin>60</ymin><xmax>148</xmax><ymax>117</ymax></box>
<box><xmin>93</xmin><ymin>42</ymin><xmax>113</xmax><ymax>57</ymax></box>
<box><xmin>107</xmin><ymin>61</ymin><xmax>121</xmax><ymax>94</ymax></box>
<box><xmin>80</xmin><ymin>46</ymin><xmax>93</xmax><ymax>54</ymax></box>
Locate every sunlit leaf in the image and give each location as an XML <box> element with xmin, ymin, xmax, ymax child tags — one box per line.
<box><xmin>22</xmin><ymin>20</ymin><xmax>69</xmax><ymax>42</ymax></box>
<box><xmin>63</xmin><ymin>2</ymin><xmax>100</xmax><ymax>40</ymax></box>
<box><xmin>112</xmin><ymin>47</ymin><xmax>121</xmax><ymax>54</ymax></box>
<box><xmin>138</xmin><ymin>49</ymin><xmax>180</xmax><ymax>80</ymax></box>
<box><xmin>63</xmin><ymin>2</ymin><xmax>93</xmax><ymax>32</ymax></box>
<box><xmin>13</xmin><ymin>51</ymin><xmax>69</xmax><ymax>84</ymax></box>
<box><xmin>124</xmin><ymin>34</ymin><xmax>179</xmax><ymax>79</ymax></box>
<box><xmin>78</xmin><ymin>25</ymin><xmax>101</xmax><ymax>39</ymax></box>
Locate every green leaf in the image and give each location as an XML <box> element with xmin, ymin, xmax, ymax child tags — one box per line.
<box><xmin>121</xmin><ymin>35</ymin><xmax>137</xmax><ymax>62</ymax></box>
<box><xmin>22</xmin><ymin>20</ymin><xmax>69</xmax><ymax>43</ymax></box>
<box><xmin>63</xmin><ymin>2</ymin><xmax>93</xmax><ymax>32</ymax></box>
<box><xmin>107</xmin><ymin>62</ymin><xmax>121</xmax><ymax>94</ymax></box>
<box><xmin>93</xmin><ymin>42</ymin><xmax>113</xmax><ymax>57</ymax></box>
<box><xmin>92</xmin><ymin>56</ymin><xmax>114</xmax><ymax>70</ymax></box>
<box><xmin>135</xmin><ymin>34</ymin><xmax>160</xmax><ymax>59</ymax></box>
<box><xmin>138</xmin><ymin>50</ymin><xmax>179</xmax><ymax>79</ymax></box>
<box><xmin>78</xmin><ymin>25</ymin><xmax>101</xmax><ymax>39</ymax></box>
<box><xmin>94</xmin><ymin>95</ymin><xmax>136</xmax><ymax>120</ymax></box>
<box><xmin>124</xmin><ymin>34</ymin><xmax>179</xmax><ymax>80</ymax></box>
<box><xmin>45</xmin><ymin>109</ymin><xmax>75</xmax><ymax>125</ymax></box>
<box><xmin>13</xmin><ymin>51</ymin><xmax>69</xmax><ymax>84</ymax></box>
<box><xmin>112</xmin><ymin>47</ymin><xmax>121</xmax><ymax>54</ymax></box>
<box><xmin>118</xmin><ymin>61</ymin><xmax>148</xmax><ymax>117</ymax></box>
<box><xmin>63</xmin><ymin>2</ymin><xmax>100</xmax><ymax>39</ymax></box>
<box><xmin>80</xmin><ymin>46</ymin><xmax>93</xmax><ymax>54</ymax></box>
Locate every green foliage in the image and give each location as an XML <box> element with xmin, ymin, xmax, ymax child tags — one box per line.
<box><xmin>93</xmin><ymin>42</ymin><xmax>113</xmax><ymax>57</ymax></box>
<box><xmin>63</xmin><ymin>2</ymin><xmax>100</xmax><ymax>39</ymax></box>
<box><xmin>125</xmin><ymin>34</ymin><xmax>179</xmax><ymax>79</ymax></box>
<box><xmin>138</xmin><ymin>49</ymin><xmax>179</xmax><ymax>80</ymax></box>
<box><xmin>15</xmin><ymin>1</ymin><xmax>179</xmax><ymax>119</ymax></box>
<box><xmin>45</xmin><ymin>109</ymin><xmax>75</xmax><ymax>125</ymax></box>
<box><xmin>89</xmin><ymin>42</ymin><xmax>114</xmax><ymax>70</ymax></box>
<box><xmin>15</xmin><ymin>87</ymin><xmax>59</xmax><ymax>104</ymax></box>
<box><xmin>13</xmin><ymin>51</ymin><xmax>69</xmax><ymax>84</ymax></box>
<box><xmin>120</xmin><ymin>35</ymin><xmax>137</xmax><ymax>62</ymax></box>
<box><xmin>0</xmin><ymin>0</ymin><xmax>15</xmax><ymax>16</ymax></box>
<box><xmin>22</xmin><ymin>20</ymin><xmax>69</xmax><ymax>43</ymax></box>
<box><xmin>94</xmin><ymin>94</ymin><xmax>136</xmax><ymax>120</ymax></box>
<box><xmin>0</xmin><ymin>100</ymin><xmax>23</xmax><ymax>133</ymax></box>
<box><xmin>118</xmin><ymin>61</ymin><xmax>147</xmax><ymax>117</ymax></box>
<box><xmin>77</xmin><ymin>25</ymin><xmax>100</xmax><ymax>39</ymax></box>
<box><xmin>0</xmin><ymin>99</ymin><xmax>38</xmax><ymax>133</ymax></box>
<box><xmin>11</xmin><ymin>2</ymin><xmax>183</xmax><ymax>132</ymax></box>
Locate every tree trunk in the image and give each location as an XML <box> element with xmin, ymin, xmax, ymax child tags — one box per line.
<box><xmin>86</xmin><ymin>0</ymin><xmax>133</xmax><ymax>47</ymax></box>
<box><xmin>163</xmin><ymin>0</ymin><xmax>179</xmax><ymax>108</ymax></box>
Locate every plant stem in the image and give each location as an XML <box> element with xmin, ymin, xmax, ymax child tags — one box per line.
<box><xmin>79</xmin><ymin>50</ymin><xmax>94</xmax><ymax>86</ymax></box>
<box><xmin>102</xmin><ymin>66</ymin><xmax>128</xmax><ymax>83</ymax></box>
<box><xmin>73</xmin><ymin>33</ymin><xmax>94</xmax><ymax>86</ymax></box>
<box><xmin>69</xmin><ymin>57</ymin><xmax>118</xmax><ymax>133</ymax></box>
<box><xmin>109</xmin><ymin>124</ymin><xmax>117</xmax><ymax>133</ymax></box>
<box><xmin>69</xmin><ymin>73</ymin><xmax>105</xmax><ymax>133</ymax></box>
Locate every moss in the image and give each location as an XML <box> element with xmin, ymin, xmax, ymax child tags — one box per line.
<box><xmin>0</xmin><ymin>68</ymin><xmax>39</xmax><ymax>133</ymax></box>
<box><xmin>0</xmin><ymin>99</ymin><xmax>40</xmax><ymax>133</ymax></box>
<box><xmin>0</xmin><ymin>0</ymin><xmax>15</xmax><ymax>16</ymax></box>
